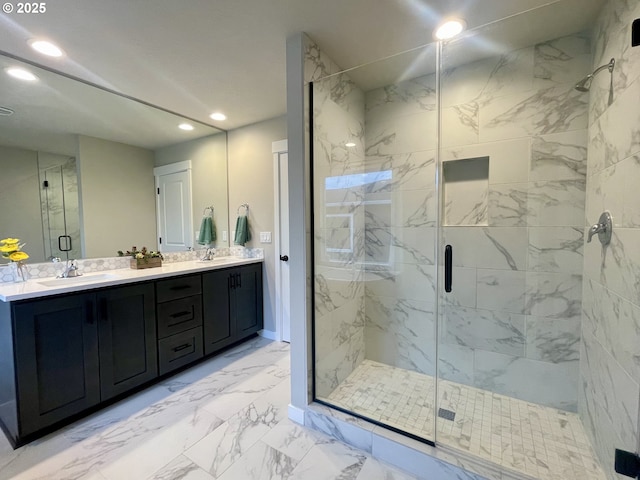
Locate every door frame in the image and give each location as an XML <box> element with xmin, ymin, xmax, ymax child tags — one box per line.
<box><xmin>273</xmin><ymin>139</ymin><xmax>289</xmax><ymax>342</ymax></box>
<box><xmin>153</xmin><ymin>160</ymin><xmax>193</xmax><ymax>252</ymax></box>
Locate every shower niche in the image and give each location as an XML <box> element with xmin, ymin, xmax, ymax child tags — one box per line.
<box><xmin>442</xmin><ymin>156</ymin><xmax>489</xmax><ymax>226</ymax></box>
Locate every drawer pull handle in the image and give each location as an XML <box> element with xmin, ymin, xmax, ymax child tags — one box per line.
<box><xmin>170</xmin><ymin>285</ymin><xmax>191</xmax><ymax>291</ymax></box>
<box><xmin>173</xmin><ymin>343</ymin><xmax>192</xmax><ymax>352</ymax></box>
<box><xmin>170</xmin><ymin>310</ymin><xmax>191</xmax><ymax>319</ymax></box>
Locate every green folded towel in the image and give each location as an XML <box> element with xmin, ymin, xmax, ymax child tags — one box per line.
<box><xmin>198</xmin><ymin>216</ymin><xmax>216</xmax><ymax>245</ymax></box>
<box><xmin>234</xmin><ymin>215</ymin><xmax>250</xmax><ymax>246</ymax></box>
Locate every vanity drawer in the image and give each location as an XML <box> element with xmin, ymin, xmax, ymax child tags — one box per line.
<box><xmin>158</xmin><ymin>327</ymin><xmax>203</xmax><ymax>375</ymax></box>
<box><xmin>156</xmin><ymin>275</ymin><xmax>202</xmax><ymax>302</ymax></box>
<box><xmin>157</xmin><ymin>295</ymin><xmax>202</xmax><ymax>339</ymax></box>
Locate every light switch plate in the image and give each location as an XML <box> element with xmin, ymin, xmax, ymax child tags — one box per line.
<box><xmin>223</xmin><ymin>231</ymin><xmax>228</xmax><ymax>241</ymax></box>
<box><xmin>259</xmin><ymin>232</ymin><xmax>272</xmax><ymax>243</ymax></box>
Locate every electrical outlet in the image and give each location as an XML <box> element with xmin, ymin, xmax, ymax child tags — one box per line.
<box><xmin>222</xmin><ymin>231</ymin><xmax>228</xmax><ymax>241</ymax></box>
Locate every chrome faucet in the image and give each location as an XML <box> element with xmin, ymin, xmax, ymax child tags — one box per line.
<box><xmin>587</xmin><ymin>223</ymin><xmax>606</xmax><ymax>242</ymax></box>
<box><xmin>58</xmin><ymin>259</ymin><xmax>82</xmax><ymax>278</ymax></box>
<box><xmin>200</xmin><ymin>248</ymin><xmax>216</xmax><ymax>261</ymax></box>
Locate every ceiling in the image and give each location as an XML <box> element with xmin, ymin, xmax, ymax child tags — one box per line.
<box><xmin>0</xmin><ymin>0</ymin><xmax>606</xmax><ymax>131</ymax></box>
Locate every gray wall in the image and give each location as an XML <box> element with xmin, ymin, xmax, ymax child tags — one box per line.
<box><xmin>0</xmin><ymin>146</ymin><xmax>45</xmax><ymax>262</ymax></box>
<box><xmin>77</xmin><ymin>135</ymin><xmax>156</xmax><ymax>258</ymax></box>
<box><xmin>155</xmin><ymin>133</ymin><xmax>229</xmax><ymax>248</ymax></box>
<box><xmin>227</xmin><ymin>116</ymin><xmax>287</xmax><ymax>334</ymax></box>
<box><xmin>580</xmin><ymin>0</ymin><xmax>640</xmax><ymax>477</ymax></box>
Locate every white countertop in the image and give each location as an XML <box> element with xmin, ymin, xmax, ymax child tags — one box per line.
<box><xmin>0</xmin><ymin>257</ymin><xmax>263</xmax><ymax>302</ymax></box>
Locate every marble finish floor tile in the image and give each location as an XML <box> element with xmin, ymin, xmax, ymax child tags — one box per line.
<box><xmin>0</xmin><ymin>339</ymin><xmax>416</xmax><ymax>480</ymax></box>
<box><xmin>323</xmin><ymin>359</ymin><xmax>606</xmax><ymax>480</ymax></box>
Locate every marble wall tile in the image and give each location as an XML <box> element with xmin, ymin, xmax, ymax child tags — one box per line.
<box><xmin>533</xmin><ymin>32</ymin><xmax>592</xmax><ymax>88</ymax></box>
<box><xmin>315</xmin><ymin>328</ymin><xmax>365</xmax><ymax>398</ymax></box>
<box><xmin>391</xmin><ymin>188</ymin><xmax>437</xmax><ymax>228</ymax></box>
<box><xmin>475</xmin><ymin>227</ymin><xmax>528</xmax><ymax>271</ymax></box>
<box><xmin>588</xmin><ymin>229</ymin><xmax>640</xmax><ymax>307</ymax></box>
<box><xmin>365</xmin><ymin>74</ymin><xmax>436</xmax><ymax>119</ymax></box>
<box><xmin>365</xmin><ymin>110</ymin><xmax>437</xmax><ymax>156</ymax></box>
<box><xmin>364</xmin><ymin>150</ymin><xmax>436</xmax><ymax>193</ymax></box>
<box><xmin>365</xmin><ymin>263</ymin><xmax>436</xmax><ymax>304</ymax></box>
<box><xmin>314</xmin><ymin>267</ymin><xmax>364</xmax><ymax>317</ymax></box>
<box><xmin>442</xmin><ymin>138</ymin><xmax>531</xmax><ymax>185</ymax></box>
<box><xmin>525</xmin><ymin>315</ymin><xmax>580</xmax><ymax>363</ymax></box>
<box><xmin>474</xmin><ymin>350</ymin><xmax>578</xmax><ymax>411</ymax></box>
<box><xmin>619</xmin><ymin>155</ymin><xmax>640</xmax><ymax>228</ymax></box>
<box><xmin>531</xmin><ymin>130</ymin><xmax>588</xmax><ymax>181</ymax></box>
<box><xmin>488</xmin><ymin>184</ymin><xmax>529</xmax><ymax>226</ymax></box>
<box><xmin>582</xmin><ymin>278</ymin><xmax>640</xmax><ymax>384</ymax></box>
<box><xmin>313</xmin><ymin>96</ymin><xmax>365</xmax><ymax>151</ymax></box>
<box><xmin>525</xmin><ymin>272</ymin><xmax>582</xmax><ymax>319</ymax></box>
<box><xmin>480</xmin><ymin>85</ymin><xmax>588</xmax><ymax>143</ymax></box>
<box><xmin>580</xmin><ymin>330</ymin><xmax>639</xmax><ymax>450</ymax></box>
<box><xmin>588</xmin><ymin>80</ymin><xmax>640</xmax><ymax>171</ymax></box>
<box><xmin>443</xmin><ymin>306</ymin><xmax>526</xmax><ymax>357</ymax></box>
<box><xmin>441</xmin><ymin>102</ymin><xmax>480</xmax><ymax>148</ymax></box>
<box><xmin>476</xmin><ymin>269</ymin><xmax>526</xmax><ymax>314</ymax></box>
<box><xmin>527</xmin><ymin>179</ymin><xmax>585</xmax><ymax>227</ymax></box>
<box><xmin>478</xmin><ymin>47</ymin><xmax>535</xmax><ymax>104</ymax></box>
<box><xmin>528</xmin><ymin>226</ymin><xmax>584</xmax><ymax>274</ymax></box>
<box><xmin>442</xmin><ymin>227</ymin><xmax>478</xmax><ymax>268</ymax></box>
<box><xmin>365</xmin><ymin>294</ymin><xmax>436</xmax><ymax>376</ymax></box>
<box><xmin>437</xmin><ymin>343</ymin><xmax>475</xmax><ymax>386</ymax></box>
<box><xmin>364</xmin><ymin>226</ymin><xmax>435</xmax><ymax>266</ymax></box>
<box><xmin>443</xmin><ymin>267</ymin><xmax>477</xmax><ymax>309</ymax></box>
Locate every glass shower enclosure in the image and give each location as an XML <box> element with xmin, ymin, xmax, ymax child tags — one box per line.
<box><xmin>311</xmin><ymin>1</ymin><xmax>626</xmax><ymax>478</ymax></box>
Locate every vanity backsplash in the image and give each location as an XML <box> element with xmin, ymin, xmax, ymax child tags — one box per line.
<box><xmin>0</xmin><ymin>247</ymin><xmax>263</xmax><ymax>283</ymax></box>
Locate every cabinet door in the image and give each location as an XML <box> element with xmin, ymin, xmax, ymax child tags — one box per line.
<box><xmin>13</xmin><ymin>293</ymin><xmax>99</xmax><ymax>436</ymax></box>
<box><xmin>234</xmin><ymin>264</ymin><xmax>263</xmax><ymax>336</ymax></box>
<box><xmin>202</xmin><ymin>269</ymin><xmax>232</xmax><ymax>355</ymax></box>
<box><xmin>97</xmin><ymin>283</ymin><xmax>157</xmax><ymax>400</ymax></box>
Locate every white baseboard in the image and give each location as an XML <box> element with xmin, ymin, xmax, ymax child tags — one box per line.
<box><xmin>288</xmin><ymin>404</ymin><xmax>305</xmax><ymax>425</ymax></box>
<box><xmin>259</xmin><ymin>329</ymin><xmax>278</xmax><ymax>341</ymax></box>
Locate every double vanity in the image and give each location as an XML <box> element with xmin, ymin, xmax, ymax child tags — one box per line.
<box><xmin>0</xmin><ymin>257</ymin><xmax>263</xmax><ymax>448</ymax></box>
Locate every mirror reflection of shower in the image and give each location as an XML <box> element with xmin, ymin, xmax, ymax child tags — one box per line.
<box><xmin>38</xmin><ymin>153</ymin><xmax>82</xmax><ymax>261</ymax></box>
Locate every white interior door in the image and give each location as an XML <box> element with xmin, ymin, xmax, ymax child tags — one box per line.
<box><xmin>154</xmin><ymin>161</ymin><xmax>193</xmax><ymax>252</ymax></box>
<box><xmin>273</xmin><ymin>140</ymin><xmax>290</xmax><ymax>342</ymax></box>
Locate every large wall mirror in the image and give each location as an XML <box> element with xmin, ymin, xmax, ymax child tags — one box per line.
<box><xmin>0</xmin><ymin>53</ymin><xmax>229</xmax><ymax>263</ymax></box>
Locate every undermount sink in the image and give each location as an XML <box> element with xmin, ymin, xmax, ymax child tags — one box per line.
<box><xmin>38</xmin><ymin>273</ymin><xmax>119</xmax><ymax>287</ymax></box>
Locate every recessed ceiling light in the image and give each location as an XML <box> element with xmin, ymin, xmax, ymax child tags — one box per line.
<box><xmin>179</xmin><ymin>123</ymin><xmax>194</xmax><ymax>131</ymax></box>
<box><xmin>345</xmin><ymin>142</ymin><xmax>356</xmax><ymax>148</ymax></box>
<box><xmin>209</xmin><ymin>112</ymin><xmax>226</xmax><ymax>121</ymax></box>
<box><xmin>5</xmin><ymin>67</ymin><xmax>37</xmax><ymax>81</ymax></box>
<box><xmin>434</xmin><ymin>18</ymin><xmax>466</xmax><ymax>40</ymax></box>
<box><xmin>29</xmin><ymin>39</ymin><xmax>64</xmax><ymax>57</ymax></box>
<box><xmin>0</xmin><ymin>106</ymin><xmax>14</xmax><ymax>116</ymax></box>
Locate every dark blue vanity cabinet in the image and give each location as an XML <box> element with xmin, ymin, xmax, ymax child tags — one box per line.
<box><xmin>0</xmin><ymin>262</ymin><xmax>263</xmax><ymax>448</ymax></box>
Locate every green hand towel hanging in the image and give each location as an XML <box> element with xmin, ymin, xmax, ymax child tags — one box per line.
<box><xmin>234</xmin><ymin>215</ymin><xmax>250</xmax><ymax>246</ymax></box>
<box><xmin>198</xmin><ymin>216</ymin><xmax>216</xmax><ymax>244</ymax></box>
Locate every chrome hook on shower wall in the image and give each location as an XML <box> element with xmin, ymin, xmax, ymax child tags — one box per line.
<box><xmin>587</xmin><ymin>211</ymin><xmax>612</xmax><ymax>246</ymax></box>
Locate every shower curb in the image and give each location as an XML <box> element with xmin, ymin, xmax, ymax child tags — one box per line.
<box><xmin>298</xmin><ymin>403</ymin><xmax>538</xmax><ymax>480</ymax></box>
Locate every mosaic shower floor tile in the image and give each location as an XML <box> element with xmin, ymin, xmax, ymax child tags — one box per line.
<box><xmin>323</xmin><ymin>359</ymin><xmax>606</xmax><ymax>480</ymax></box>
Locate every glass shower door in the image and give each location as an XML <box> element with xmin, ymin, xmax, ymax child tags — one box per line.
<box><xmin>312</xmin><ymin>44</ymin><xmax>440</xmax><ymax>442</ymax></box>
<box><xmin>435</xmin><ymin>5</ymin><xmax>603</xmax><ymax>479</ymax></box>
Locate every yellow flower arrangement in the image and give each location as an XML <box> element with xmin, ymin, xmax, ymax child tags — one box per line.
<box><xmin>0</xmin><ymin>238</ymin><xmax>29</xmax><ymax>262</ymax></box>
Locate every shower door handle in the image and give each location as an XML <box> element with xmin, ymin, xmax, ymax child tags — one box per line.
<box><xmin>444</xmin><ymin>245</ymin><xmax>452</xmax><ymax>293</ymax></box>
